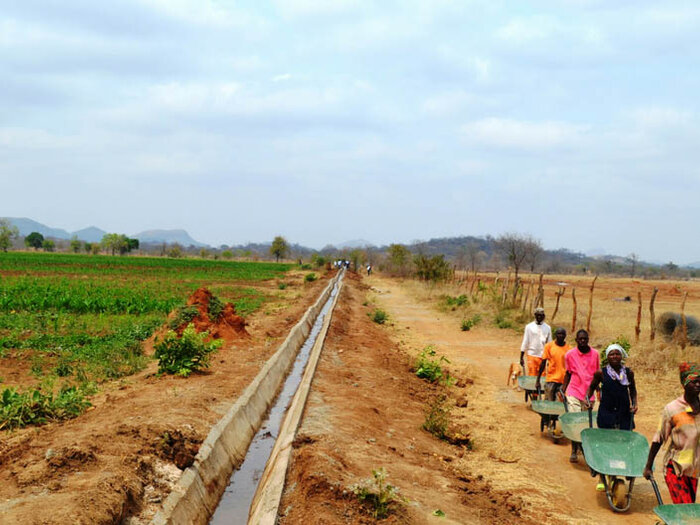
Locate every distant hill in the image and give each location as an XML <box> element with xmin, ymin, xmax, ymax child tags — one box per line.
<box><xmin>3</xmin><ymin>218</ymin><xmax>207</xmax><ymax>247</ymax></box>
<box><xmin>132</xmin><ymin>229</ymin><xmax>206</xmax><ymax>247</ymax></box>
<box><xmin>337</xmin><ymin>239</ymin><xmax>375</xmax><ymax>249</ymax></box>
<box><xmin>7</xmin><ymin>217</ymin><xmax>71</xmax><ymax>239</ymax></box>
<box><xmin>72</xmin><ymin>226</ymin><xmax>107</xmax><ymax>243</ymax></box>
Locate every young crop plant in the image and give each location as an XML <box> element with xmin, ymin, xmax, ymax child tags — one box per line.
<box><xmin>414</xmin><ymin>346</ymin><xmax>454</xmax><ymax>385</ymax></box>
<box><xmin>0</xmin><ymin>384</ymin><xmax>92</xmax><ymax>430</ymax></box>
<box><xmin>154</xmin><ymin>324</ymin><xmax>221</xmax><ymax>377</ymax></box>
<box><xmin>351</xmin><ymin>467</ymin><xmax>403</xmax><ymax>519</ymax></box>
<box><xmin>304</xmin><ymin>272</ymin><xmax>317</xmax><ymax>282</ymax></box>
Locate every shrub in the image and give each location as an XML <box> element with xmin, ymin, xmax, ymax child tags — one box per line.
<box><xmin>154</xmin><ymin>324</ymin><xmax>221</xmax><ymax>377</ymax></box>
<box><xmin>423</xmin><ymin>394</ymin><xmax>450</xmax><ymax>440</ymax></box>
<box><xmin>461</xmin><ymin>314</ymin><xmax>481</xmax><ymax>331</ymax></box>
<box><xmin>351</xmin><ymin>468</ymin><xmax>403</xmax><ymax>519</ymax></box>
<box><xmin>304</xmin><ymin>273</ymin><xmax>317</xmax><ymax>282</ymax></box>
<box><xmin>414</xmin><ymin>346</ymin><xmax>454</xmax><ymax>385</ymax></box>
<box><xmin>494</xmin><ymin>311</ymin><xmax>514</xmax><ymax>329</ymax></box>
<box><xmin>168</xmin><ymin>305</ymin><xmax>199</xmax><ymax>330</ymax></box>
<box><xmin>371</xmin><ymin>308</ymin><xmax>388</xmax><ymax>324</ymax></box>
<box><xmin>443</xmin><ymin>294</ymin><xmax>469</xmax><ymax>310</ymax></box>
<box><xmin>278</xmin><ymin>282</ymin><xmax>287</xmax><ymax>290</ymax></box>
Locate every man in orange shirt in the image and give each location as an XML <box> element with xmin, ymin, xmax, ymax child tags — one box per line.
<box><xmin>535</xmin><ymin>327</ymin><xmax>571</xmax><ymax>402</ymax></box>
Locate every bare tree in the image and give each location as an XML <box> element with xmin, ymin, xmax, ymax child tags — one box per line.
<box><xmin>525</xmin><ymin>239</ymin><xmax>544</xmax><ymax>272</ymax></box>
<box><xmin>496</xmin><ymin>232</ymin><xmax>541</xmax><ymax>284</ymax></box>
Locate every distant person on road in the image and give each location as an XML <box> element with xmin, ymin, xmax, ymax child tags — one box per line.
<box><xmin>562</xmin><ymin>329</ymin><xmax>600</xmax><ymax>463</ymax></box>
<box><xmin>644</xmin><ymin>363</ymin><xmax>700</xmax><ymax>503</ymax></box>
<box><xmin>586</xmin><ymin>344</ymin><xmax>637</xmax><ymax>431</ymax></box>
<box><xmin>520</xmin><ymin>307</ymin><xmax>552</xmax><ymax>378</ymax></box>
<box><xmin>536</xmin><ymin>327</ymin><xmax>571</xmax><ymax>402</ymax></box>
<box><xmin>366</xmin><ymin>264</ymin><xmax>372</xmax><ymax>276</ymax></box>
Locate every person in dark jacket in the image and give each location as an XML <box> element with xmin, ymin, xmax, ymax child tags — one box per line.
<box><xmin>586</xmin><ymin>343</ymin><xmax>638</xmax><ymax>430</ymax></box>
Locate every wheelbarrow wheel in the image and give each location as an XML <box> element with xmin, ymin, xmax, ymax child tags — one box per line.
<box><xmin>610</xmin><ymin>478</ymin><xmax>630</xmax><ymax>512</ymax></box>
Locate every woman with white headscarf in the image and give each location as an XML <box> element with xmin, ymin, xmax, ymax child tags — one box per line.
<box><xmin>586</xmin><ymin>343</ymin><xmax>638</xmax><ymax>430</ymax></box>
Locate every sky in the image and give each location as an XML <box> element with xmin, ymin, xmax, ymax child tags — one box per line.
<box><xmin>2</xmin><ymin>1</ymin><xmax>700</xmax><ymax>264</ymax></box>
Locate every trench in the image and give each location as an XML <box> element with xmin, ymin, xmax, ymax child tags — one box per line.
<box><xmin>208</xmin><ymin>276</ymin><xmax>341</xmax><ymax>524</ymax></box>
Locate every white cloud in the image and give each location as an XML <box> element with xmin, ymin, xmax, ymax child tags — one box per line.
<box><xmin>271</xmin><ymin>0</ymin><xmax>363</xmax><ymax>18</ymax></box>
<box><xmin>627</xmin><ymin>106</ymin><xmax>693</xmax><ymax>129</ymax></box>
<box><xmin>272</xmin><ymin>73</ymin><xmax>292</xmax><ymax>82</ymax></box>
<box><xmin>460</xmin><ymin>118</ymin><xmax>589</xmax><ymax>150</ymax></box>
<box><xmin>496</xmin><ymin>16</ymin><xmax>558</xmax><ymax>42</ymax></box>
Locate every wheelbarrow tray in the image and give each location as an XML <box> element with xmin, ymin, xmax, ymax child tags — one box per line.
<box><xmin>580</xmin><ymin>428</ymin><xmax>649</xmax><ymax>477</ymax></box>
<box><xmin>531</xmin><ymin>400</ymin><xmax>567</xmax><ymax>416</ymax></box>
<box><xmin>654</xmin><ymin>503</ymin><xmax>700</xmax><ymax>524</ymax></box>
<box><xmin>559</xmin><ymin>411</ymin><xmax>598</xmax><ymax>443</ymax></box>
<box><xmin>517</xmin><ymin>375</ymin><xmax>538</xmax><ymax>391</ymax></box>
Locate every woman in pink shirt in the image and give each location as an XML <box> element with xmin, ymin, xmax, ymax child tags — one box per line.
<box><xmin>562</xmin><ymin>329</ymin><xmax>600</xmax><ymax>463</ymax></box>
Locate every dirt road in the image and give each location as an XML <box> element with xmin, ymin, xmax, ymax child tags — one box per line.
<box><xmin>370</xmin><ymin>275</ymin><xmax>665</xmax><ymax>524</ymax></box>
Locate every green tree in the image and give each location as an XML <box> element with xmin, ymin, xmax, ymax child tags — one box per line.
<box><xmin>270</xmin><ymin>235</ymin><xmax>289</xmax><ymax>262</ymax></box>
<box><xmin>69</xmin><ymin>236</ymin><xmax>82</xmax><ymax>253</ymax></box>
<box><xmin>0</xmin><ymin>219</ymin><xmax>19</xmax><ymax>252</ymax></box>
<box><xmin>42</xmin><ymin>239</ymin><xmax>55</xmax><ymax>252</ymax></box>
<box><xmin>25</xmin><ymin>231</ymin><xmax>44</xmax><ymax>250</ymax></box>
<box><xmin>386</xmin><ymin>244</ymin><xmax>412</xmax><ymax>276</ymax></box>
<box><xmin>101</xmin><ymin>233</ymin><xmax>129</xmax><ymax>255</ymax></box>
<box><xmin>127</xmin><ymin>238</ymin><xmax>139</xmax><ymax>252</ymax></box>
<box><xmin>221</xmin><ymin>250</ymin><xmax>233</xmax><ymax>259</ymax></box>
<box><xmin>349</xmin><ymin>249</ymin><xmax>366</xmax><ymax>272</ymax></box>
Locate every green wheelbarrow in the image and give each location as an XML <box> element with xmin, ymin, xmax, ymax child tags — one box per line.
<box><xmin>580</xmin><ymin>426</ymin><xmax>650</xmax><ymax>512</ymax></box>
<box><xmin>531</xmin><ymin>389</ymin><xmax>567</xmax><ymax>441</ymax></box>
<box><xmin>517</xmin><ymin>375</ymin><xmax>540</xmax><ymax>403</ymax></box>
<box><xmin>559</xmin><ymin>410</ymin><xmax>598</xmax><ymax>443</ymax></box>
<box><xmin>649</xmin><ymin>477</ymin><xmax>700</xmax><ymax>524</ymax></box>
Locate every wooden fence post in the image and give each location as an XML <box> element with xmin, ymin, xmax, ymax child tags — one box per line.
<box><xmin>571</xmin><ymin>287</ymin><xmax>577</xmax><ymax>333</ymax></box>
<box><xmin>522</xmin><ymin>279</ymin><xmax>533</xmax><ymax>313</ymax></box>
<box><xmin>650</xmin><ymin>287</ymin><xmax>659</xmax><ymax>342</ymax></box>
<box><xmin>534</xmin><ymin>274</ymin><xmax>544</xmax><ymax>309</ymax></box>
<box><xmin>586</xmin><ymin>275</ymin><xmax>598</xmax><ymax>333</ymax></box>
<box><xmin>635</xmin><ymin>291</ymin><xmax>642</xmax><ymax>343</ymax></box>
<box><xmin>551</xmin><ymin>286</ymin><xmax>564</xmax><ymax>322</ymax></box>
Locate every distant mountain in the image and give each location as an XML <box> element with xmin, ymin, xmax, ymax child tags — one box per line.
<box><xmin>72</xmin><ymin>226</ymin><xmax>107</xmax><ymax>243</ymax></box>
<box><xmin>337</xmin><ymin>239</ymin><xmax>375</xmax><ymax>249</ymax></box>
<box><xmin>3</xmin><ymin>218</ymin><xmax>207</xmax><ymax>247</ymax></box>
<box><xmin>6</xmin><ymin>217</ymin><xmax>71</xmax><ymax>239</ymax></box>
<box><xmin>687</xmin><ymin>262</ymin><xmax>700</xmax><ymax>269</ymax></box>
<box><xmin>132</xmin><ymin>229</ymin><xmax>206</xmax><ymax>247</ymax></box>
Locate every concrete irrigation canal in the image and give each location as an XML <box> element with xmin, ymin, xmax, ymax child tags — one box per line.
<box><xmin>151</xmin><ymin>271</ymin><xmax>344</xmax><ymax>525</ymax></box>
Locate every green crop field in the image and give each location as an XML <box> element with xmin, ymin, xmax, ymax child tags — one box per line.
<box><xmin>0</xmin><ymin>252</ymin><xmax>294</xmax><ymax>428</ymax></box>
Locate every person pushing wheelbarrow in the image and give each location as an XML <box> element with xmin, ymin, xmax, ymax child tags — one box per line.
<box><xmin>644</xmin><ymin>362</ymin><xmax>700</xmax><ymax>504</ymax></box>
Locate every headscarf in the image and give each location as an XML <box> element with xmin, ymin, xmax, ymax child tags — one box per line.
<box><xmin>680</xmin><ymin>362</ymin><xmax>700</xmax><ymax>387</ymax></box>
<box><xmin>605</xmin><ymin>343</ymin><xmax>628</xmax><ymax>360</ymax></box>
<box><xmin>605</xmin><ymin>344</ymin><xmax>630</xmax><ymax>385</ymax></box>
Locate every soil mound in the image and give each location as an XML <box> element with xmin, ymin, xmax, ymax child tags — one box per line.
<box><xmin>173</xmin><ymin>287</ymin><xmax>249</xmax><ymax>339</ymax></box>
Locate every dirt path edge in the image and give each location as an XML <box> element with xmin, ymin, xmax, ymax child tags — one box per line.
<box><xmin>150</xmin><ymin>272</ymin><xmax>342</xmax><ymax>525</ymax></box>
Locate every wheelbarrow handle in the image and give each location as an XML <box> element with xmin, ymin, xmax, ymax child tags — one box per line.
<box><xmin>588</xmin><ymin>407</ymin><xmax>593</xmax><ymax>428</ymax></box>
<box><xmin>648</xmin><ymin>476</ymin><xmax>664</xmax><ymax>506</ymax></box>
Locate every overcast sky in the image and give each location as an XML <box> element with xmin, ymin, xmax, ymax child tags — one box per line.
<box><xmin>2</xmin><ymin>1</ymin><xmax>699</xmax><ymax>263</ymax></box>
